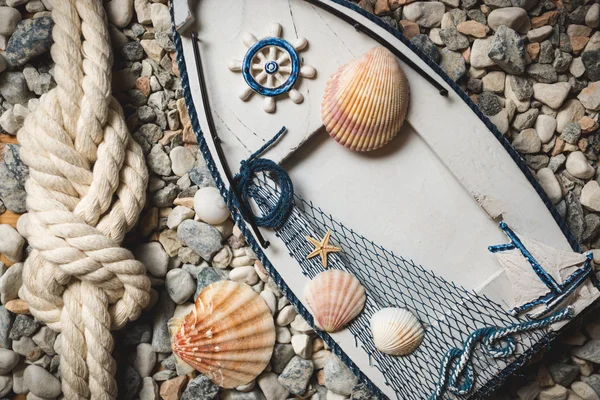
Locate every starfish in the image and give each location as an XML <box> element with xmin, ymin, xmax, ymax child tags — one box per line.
<box><xmin>306</xmin><ymin>230</ymin><xmax>342</xmax><ymax>268</ymax></box>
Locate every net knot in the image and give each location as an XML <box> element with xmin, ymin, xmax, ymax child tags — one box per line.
<box><xmin>229</xmin><ymin>126</ymin><xmax>294</xmax><ymax>229</ymax></box>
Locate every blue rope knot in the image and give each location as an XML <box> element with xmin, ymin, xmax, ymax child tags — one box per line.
<box><xmin>229</xmin><ymin>126</ymin><xmax>294</xmax><ymax>229</ymax></box>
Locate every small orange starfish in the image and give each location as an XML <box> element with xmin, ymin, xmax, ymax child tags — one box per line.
<box><xmin>306</xmin><ymin>230</ymin><xmax>342</xmax><ymax>268</ymax></box>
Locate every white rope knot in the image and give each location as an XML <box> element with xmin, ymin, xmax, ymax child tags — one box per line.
<box><xmin>16</xmin><ymin>0</ymin><xmax>150</xmax><ymax>398</ymax></box>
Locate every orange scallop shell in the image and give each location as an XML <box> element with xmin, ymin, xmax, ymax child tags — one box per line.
<box><xmin>321</xmin><ymin>46</ymin><xmax>410</xmax><ymax>151</ymax></box>
<box><xmin>171</xmin><ymin>281</ymin><xmax>276</xmax><ymax>388</ymax></box>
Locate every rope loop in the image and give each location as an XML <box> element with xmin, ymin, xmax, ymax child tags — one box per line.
<box><xmin>229</xmin><ymin>126</ymin><xmax>294</xmax><ymax>229</ymax></box>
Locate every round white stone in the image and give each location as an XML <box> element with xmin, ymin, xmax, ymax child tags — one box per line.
<box><xmin>566</xmin><ymin>151</ymin><xmax>595</xmax><ymax>180</ymax></box>
<box><xmin>169</xmin><ymin>146</ymin><xmax>196</xmax><ymax>176</ymax></box>
<box><xmin>537</xmin><ymin>168</ymin><xmax>562</xmax><ymax>205</ymax></box>
<box><xmin>194</xmin><ymin>187</ymin><xmax>230</xmax><ymax>225</ymax></box>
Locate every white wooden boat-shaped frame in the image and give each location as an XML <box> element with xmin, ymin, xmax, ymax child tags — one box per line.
<box><xmin>170</xmin><ymin>1</ymin><xmax>600</xmax><ymax>398</ymax></box>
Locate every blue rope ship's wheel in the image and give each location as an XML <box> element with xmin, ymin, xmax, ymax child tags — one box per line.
<box><xmin>242</xmin><ymin>37</ymin><xmax>301</xmax><ymax>97</ymax></box>
<box><xmin>228</xmin><ymin>23</ymin><xmax>316</xmax><ymax>113</ymax></box>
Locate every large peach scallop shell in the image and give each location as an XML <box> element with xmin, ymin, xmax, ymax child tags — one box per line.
<box><xmin>305</xmin><ymin>270</ymin><xmax>366</xmax><ymax>332</ymax></box>
<box><xmin>321</xmin><ymin>46</ymin><xmax>410</xmax><ymax>151</ymax></box>
<box><xmin>170</xmin><ymin>281</ymin><xmax>276</xmax><ymax>388</ymax></box>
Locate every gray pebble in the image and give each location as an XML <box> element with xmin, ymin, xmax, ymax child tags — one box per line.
<box><xmin>477</xmin><ymin>91</ymin><xmax>502</xmax><ymax>116</ymax></box>
<box><xmin>271</xmin><ymin>343</ymin><xmax>295</xmax><ymax>374</ymax></box>
<box><xmin>439</xmin><ymin>48</ymin><xmax>466</xmax><ymax>82</ymax></box>
<box><xmin>121</xmin><ymin>322</ymin><xmax>152</xmax><ymax>346</ymax></box>
<box><xmin>181</xmin><ymin>374</ymin><xmax>219</xmax><ymax>400</ymax></box>
<box><xmin>9</xmin><ymin>315</ymin><xmax>39</xmax><ymax>340</ymax></box>
<box><xmin>547</xmin><ymin>363</ymin><xmax>579</xmax><ymax>386</ymax></box>
<box><xmin>133</xmin><ymin>343</ymin><xmax>156</xmax><ymax>378</ymax></box>
<box><xmin>152</xmin><ymin>369</ymin><xmax>176</xmax><ymax>381</ymax></box>
<box><xmin>3</xmin><ymin>17</ymin><xmax>54</xmax><ymax>67</ymax></box>
<box><xmin>573</xmin><ymin>340</ymin><xmax>600</xmax><ymax>364</ymax></box>
<box><xmin>0</xmin><ymin>348</ymin><xmax>18</xmax><ymax>374</ymax></box>
<box><xmin>488</xmin><ymin>26</ymin><xmax>526</xmax><ymax>75</ymax></box>
<box><xmin>177</xmin><ymin>220</ymin><xmax>223</xmax><ymax>261</ymax></box>
<box><xmin>117</xmin><ymin>365</ymin><xmax>141</xmax><ymax>400</ymax></box>
<box><xmin>0</xmin><ymin>262</ymin><xmax>22</xmax><ymax>303</ymax></box>
<box><xmin>151</xmin><ymin>290</ymin><xmax>175</xmax><ymax>353</ymax></box>
<box><xmin>0</xmin><ymin>163</ymin><xmax>26</xmax><ymax>213</ymax></box>
<box><xmin>151</xmin><ymin>183</ymin><xmax>180</xmax><ymax>207</ymax></box>
<box><xmin>139</xmin><ymin>376</ymin><xmax>159</xmax><ymax>400</ymax></box>
<box><xmin>165</xmin><ymin>269</ymin><xmax>195</xmax><ymax>304</ymax></box>
<box><xmin>0</xmin><ymin>375</ymin><xmax>10</xmax><ymax>397</ymax></box>
<box><xmin>195</xmin><ymin>267</ymin><xmax>226</xmax><ymax>298</ymax></box>
<box><xmin>410</xmin><ymin>34</ymin><xmax>441</xmax><ymax>63</ymax></box>
<box><xmin>23</xmin><ymin>364</ymin><xmax>61</xmax><ymax>398</ymax></box>
<box><xmin>258</xmin><ymin>372</ymin><xmax>290</xmax><ymax>400</ymax></box>
<box><xmin>560</xmin><ymin>122</ymin><xmax>581</xmax><ymax>144</ymax></box>
<box><xmin>135</xmin><ymin>241</ymin><xmax>169</xmax><ymax>278</ymax></box>
<box><xmin>527</xmin><ymin>63</ymin><xmax>558</xmax><ymax>84</ymax></box>
<box><xmin>0</xmin><ymin>72</ymin><xmax>34</xmax><ymax>106</ymax></box>
<box><xmin>324</xmin><ymin>355</ymin><xmax>359</xmax><ymax>396</ymax></box>
<box><xmin>277</xmin><ymin>355</ymin><xmax>314</xmax><ymax>396</ymax></box>
<box><xmin>31</xmin><ymin>326</ymin><xmax>57</xmax><ymax>355</ymax></box>
<box><xmin>0</xmin><ymin>306</ymin><xmax>13</xmax><ymax>350</ymax></box>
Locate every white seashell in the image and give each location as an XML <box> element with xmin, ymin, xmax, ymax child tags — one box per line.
<box><xmin>171</xmin><ymin>281</ymin><xmax>276</xmax><ymax>388</ymax></box>
<box><xmin>321</xmin><ymin>46</ymin><xmax>410</xmax><ymax>152</ymax></box>
<box><xmin>305</xmin><ymin>270</ymin><xmax>366</xmax><ymax>333</ymax></box>
<box><xmin>370</xmin><ymin>308</ymin><xmax>424</xmax><ymax>356</ymax></box>
<box><xmin>193</xmin><ymin>187</ymin><xmax>230</xmax><ymax>225</ymax></box>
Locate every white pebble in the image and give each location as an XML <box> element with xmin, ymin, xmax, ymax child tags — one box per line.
<box><xmin>212</xmin><ymin>246</ymin><xmax>233</xmax><ymax>269</ymax></box>
<box><xmin>229</xmin><ymin>266</ymin><xmax>259</xmax><ymax>286</ymax></box>
<box><xmin>535</xmin><ymin>115</ymin><xmax>557</xmax><ymax>144</ymax></box>
<box><xmin>0</xmin><ymin>349</ymin><xmax>19</xmax><ymax>374</ymax></box>
<box><xmin>166</xmin><ymin>206</ymin><xmax>195</xmax><ymax>229</ymax></box>
<box><xmin>566</xmin><ymin>151</ymin><xmax>595</xmax><ymax>180</ymax></box>
<box><xmin>276</xmin><ymin>327</ymin><xmax>291</xmax><ymax>344</ymax></box>
<box><xmin>276</xmin><ymin>305</ymin><xmax>297</xmax><ymax>326</ymax></box>
<box><xmin>581</xmin><ymin>181</ymin><xmax>600</xmax><ymax>212</ymax></box>
<box><xmin>133</xmin><ymin>343</ymin><xmax>157</xmax><ymax>378</ymax></box>
<box><xmin>290</xmin><ymin>314</ymin><xmax>313</xmax><ymax>334</ymax></box>
<box><xmin>194</xmin><ymin>187</ymin><xmax>230</xmax><ymax>225</ymax></box>
<box><xmin>169</xmin><ymin>146</ymin><xmax>195</xmax><ymax>176</ymax></box>
<box><xmin>106</xmin><ymin>0</ymin><xmax>134</xmax><ymax>28</ymax></box>
<box><xmin>139</xmin><ymin>377</ymin><xmax>159</xmax><ymax>400</ymax></box>
<box><xmin>150</xmin><ymin>3</ymin><xmax>171</xmax><ymax>32</ymax></box>
<box><xmin>165</xmin><ymin>269</ymin><xmax>195</xmax><ymax>304</ymax></box>
<box><xmin>0</xmin><ymin>224</ymin><xmax>24</xmax><ymax>262</ymax></box>
<box><xmin>0</xmin><ymin>262</ymin><xmax>22</xmax><ymax>304</ymax></box>
<box><xmin>291</xmin><ymin>334</ymin><xmax>312</xmax><ymax>359</ymax></box>
<box><xmin>23</xmin><ymin>365</ymin><xmax>61</xmax><ymax>398</ymax></box>
<box><xmin>0</xmin><ymin>7</ymin><xmax>21</xmax><ymax>37</ymax></box>
<box><xmin>260</xmin><ymin>290</ymin><xmax>277</xmax><ymax>315</ymax></box>
<box><xmin>537</xmin><ymin>168</ymin><xmax>562</xmax><ymax>205</ymax></box>
<box><xmin>134</xmin><ymin>242</ymin><xmax>169</xmax><ymax>278</ymax></box>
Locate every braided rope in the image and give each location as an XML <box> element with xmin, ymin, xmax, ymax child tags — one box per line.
<box><xmin>430</xmin><ymin>307</ymin><xmax>574</xmax><ymax>400</ymax></box>
<box><xmin>17</xmin><ymin>0</ymin><xmax>150</xmax><ymax>398</ymax></box>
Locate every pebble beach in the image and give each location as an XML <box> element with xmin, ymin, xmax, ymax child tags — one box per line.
<box><xmin>0</xmin><ymin>0</ymin><xmax>599</xmax><ymax>399</ymax></box>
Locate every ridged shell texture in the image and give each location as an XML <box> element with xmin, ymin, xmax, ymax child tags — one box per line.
<box><xmin>305</xmin><ymin>269</ymin><xmax>366</xmax><ymax>332</ymax></box>
<box><xmin>370</xmin><ymin>307</ymin><xmax>424</xmax><ymax>356</ymax></box>
<box><xmin>171</xmin><ymin>281</ymin><xmax>276</xmax><ymax>388</ymax></box>
<box><xmin>321</xmin><ymin>46</ymin><xmax>410</xmax><ymax>151</ymax></box>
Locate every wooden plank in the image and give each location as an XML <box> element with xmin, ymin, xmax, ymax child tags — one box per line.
<box><xmin>0</xmin><ymin>211</ymin><xmax>20</xmax><ymax>229</ymax></box>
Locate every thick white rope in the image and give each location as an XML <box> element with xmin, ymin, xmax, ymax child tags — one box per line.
<box><xmin>17</xmin><ymin>0</ymin><xmax>151</xmax><ymax>398</ymax></box>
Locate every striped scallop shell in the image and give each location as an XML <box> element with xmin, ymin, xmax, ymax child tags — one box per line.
<box><xmin>305</xmin><ymin>270</ymin><xmax>366</xmax><ymax>333</ymax></box>
<box><xmin>171</xmin><ymin>281</ymin><xmax>276</xmax><ymax>388</ymax></box>
<box><xmin>321</xmin><ymin>46</ymin><xmax>409</xmax><ymax>151</ymax></box>
<box><xmin>370</xmin><ymin>307</ymin><xmax>424</xmax><ymax>356</ymax></box>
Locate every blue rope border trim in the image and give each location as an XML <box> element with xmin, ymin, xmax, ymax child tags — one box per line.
<box><xmin>170</xmin><ymin>2</ymin><xmax>582</xmax><ymax>398</ymax></box>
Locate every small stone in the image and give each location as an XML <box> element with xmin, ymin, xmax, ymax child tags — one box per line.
<box><xmin>133</xmin><ymin>343</ymin><xmax>156</xmax><ymax>379</ymax></box>
<box><xmin>513</xmin><ymin>128</ymin><xmax>542</xmax><ymax>153</ymax></box>
<box><xmin>477</xmin><ymin>92</ymin><xmax>502</xmax><ymax>116</ymax></box>
<box><xmin>535</xmin><ymin>115</ymin><xmax>557</xmax><ymax>143</ymax></box>
<box><xmin>3</xmin><ymin>17</ymin><xmax>54</xmax><ymax>67</ymax></box>
<box><xmin>457</xmin><ymin>20</ymin><xmax>488</xmax><ymax>38</ymax></box>
<box><xmin>276</xmin><ymin>305</ymin><xmax>298</xmax><ymax>326</ymax></box>
<box><xmin>0</xmin><ymin>225</ymin><xmax>24</xmax><ymax>263</ymax></box>
<box><xmin>581</xmin><ymin>181</ymin><xmax>600</xmax><ymax>211</ymax></box>
<box><xmin>572</xmin><ymin>381</ymin><xmax>599</xmax><ymax>400</ymax></box>
<box><xmin>152</xmin><ymin>183</ymin><xmax>180</xmax><ymax>208</ymax></box>
<box><xmin>291</xmin><ymin>334</ymin><xmax>312</xmax><ymax>359</ymax></box>
<box><xmin>166</xmin><ymin>206</ymin><xmax>194</xmax><ymax>230</ymax></box>
<box><xmin>153</xmin><ymin>369</ymin><xmax>176</xmax><ymax>382</ymax></box>
<box><xmin>134</xmin><ymin>242</ymin><xmax>169</xmax><ymax>278</ymax></box>
<box><xmin>121</xmin><ymin>40</ymin><xmax>144</xmax><ymax>61</ymax></box>
<box><xmin>489</xmin><ymin>109</ymin><xmax>510</xmax><ymax>134</ymax></box>
<box><xmin>177</xmin><ymin>220</ymin><xmax>223</xmax><ymax>261</ymax></box>
<box><xmin>566</xmin><ymin>151</ymin><xmax>595</xmax><ymax>179</ymax></box>
<box><xmin>440</xmin><ymin>27</ymin><xmax>470</xmax><ymax>50</ymax></box>
<box><xmin>533</xmin><ymin>82</ymin><xmax>572</xmax><ymax>109</ymax></box>
<box><xmin>118</xmin><ymin>365</ymin><xmax>142</xmax><ymax>400</ymax></box>
<box><xmin>441</xmin><ymin>9</ymin><xmax>467</xmax><ymax>29</ymax></box>
<box><xmin>528</xmin><ymin>26</ymin><xmax>554</xmax><ymax>42</ymax></box>
<box><xmin>24</xmin><ymin>364</ymin><xmax>61</xmax><ymax>398</ymax></box>
<box><xmin>539</xmin><ymin>385</ymin><xmax>568</xmax><ymax>400</ymax></box>
<box><xmin>582</xmin><ymin>50</ymin><xmax>600</xmax><ymax>81</ymax></box>
<box><xmin>151</xmin><ymin>290</ymin><xmax>175</xmax><ymax>353</ymax></box>
<box><xmin>195</xmin><ymin>267</ymin><xmax>226</xmax><ymax>297</ymax></box>
<box><xmin>439</xmin><ymin>48</ymin><xmax>466</xmax><ymax>81</ymax></box>
<box><xmin>482</xmin><ymin>71</ymin><xmax>505</xmax><ymax>94</ymax></box>
<box><xmin>229</xmin><ymin>266</ymin><xmax>259</xmax><ymax>286</ymax></box>
<box><xmin>578</xmin><ymin>81</ymin><xmax>600</xmax><ymax>110</ymax></box>
<box><xmin>0</xmin><ymin>7</ymin><xmax>21</xmax><ymax>37</ymax></box>
<box><xmin>557</xmin><ymin>100</ymin><xmax>586</xmax><ymax>133</ymax></box>
<box><xmin>278</xmin><ymin>356</ymin><xmax>314</xmax><ymax>395</ymax></box>
<box><xmin>180</xmin><ymin>374</ymin><xmax>218</xmax><ymax>400</ymax></box>
<box><xmin>170</xmin><ymin>146</ymin><xmax>195</xmax><ymax>176</ymax></box>
<box><xmin>106</xmin><ymin>0</ymin><xmax>134</xmax><ymax>28</ymax></box>
<box><xmin>271</xmin><ymin>344</ymin><xmax>295</xmax><ymax>374</ymax></box>
<box><xmin>147</xmin><ymin>144</ymin><xmax>171</xmax><ymax>176</ymax></box>
<box><xmin>579</xmin><ymin>116</ymin><xmax>598</xmax><ymax>133</ymax></box>
<box><xmin>139</xmin><ymin>377</ymin><xmax>159</xmax><ymax>400</ymax></box>
<box><xmin>31</xmin><ymin>326</ymin><xmax>57</xmax><ymax>355</ymax></box>
<box><xmin>121</xmin><ymin>322</ymin><xmax>152</xmax><ymax>346</ymax></box>
<box><xmin>410</xmin><ymin>34</ymin><xmax>441</xmax><ymax>63</ymax></box>
<box><xmin>402</xmin><ymin>2</ymin><xmax>445</xmax><ymax>28</ymax></box>
<box><xmin>586</xmin><ymin>3</ymin><xmax>600</xmax><ymax>28</ymax></box>
<box><xmin>471</xmin><ymin>37</ymin><xmax>496</xmax><ymax>69</ymax></box>
<box><xmin>488</xmin><ymin>7</ymin><xmax>531</xmax><ymax>33</ymax></box>
<box><xmin>538</xmin><ymin>168</ymin><xmax>562</xmax><ymax>204</ymax></box>
<box><xmin>9</xmin><ymin>315</ymin><xmax>39</xmax><ymax>340</ymax></box>
<box><xmin>561</xmin><ymin>122</ymin><xmax>581</xmax><ymax>144</ymax></box>
<box><xmin>513</xmin><ymin>109</ymin><xmax>540</xmax><ymax>131</ymax></box>
<box><xmin>527</xmin><ymin>63</ymin><xmax>558</xmax><ymax>83</ymax></box>
<box><xmin>582</xmin><ymin>375</ymin><xmax>600</xmax><ymax>396</ymax></box>
<box><xmin>549</xmin><ymin>363</ymin><xmax>580</xmax><ymax>386</ymax></box>
<box><xmin>0</xmin><ymin>349</ymin><xmax>19</xmax><ymax>374</ymax></box>
<box><xmin>160</xmin><ymin>376</ymin><xmax>188</xmax><ymax>400</ymax></box>
<box><xmin>324</xmin><ymin>355</ymin><xmax>359</xmax><ymax>396</ymax></box>
<box><xmin>0</xmin><ymin>72</ymin><xmax>34</xmax><ymax>106</ymax></box>
<box><xmin>258</xmin><ymin>372</ymin><xmax>290</xmax><ymax>400</ymax></box>
<box><xmin>165</xmin><ymin>269</ymin><xmax>195</xmax><ymax>304</ymax></box>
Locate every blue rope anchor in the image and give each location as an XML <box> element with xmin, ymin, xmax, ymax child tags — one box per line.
<box><xmin>228</xmin><ymin>126</ymin><xmax>295</xmax><ymax>229</ymax></box>
<box><xmin>430</xmin><ymin>307</ymin><xmax>573</xmax><ymax>400</ymax></box>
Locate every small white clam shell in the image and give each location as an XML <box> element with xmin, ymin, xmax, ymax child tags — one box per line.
<box><xmin>193</xmin><ymin>187</ymin><xmax>230</xmax><ymax>225</ymax></box>
<box><xmin>370</xmin><ymin>308</ymin><xmax>424</xmax><ymax>356</ymax></box>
